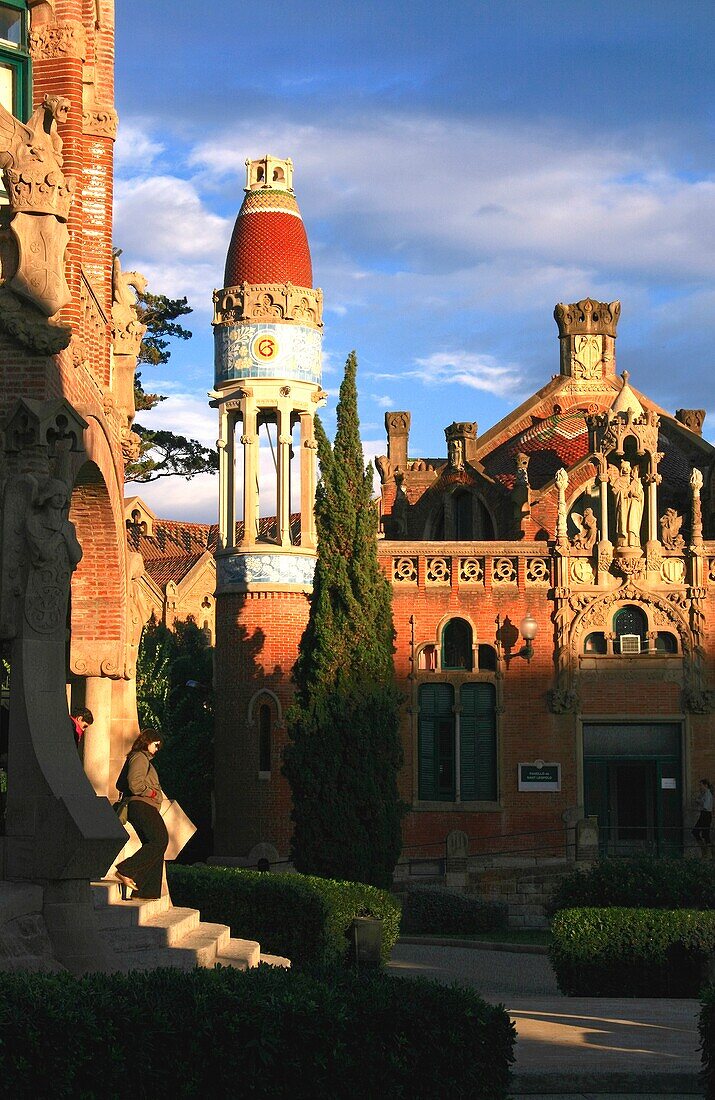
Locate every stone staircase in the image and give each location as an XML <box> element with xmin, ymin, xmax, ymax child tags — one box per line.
<box><xmin>92</xmin><ymin>880</ymin><xmax>290</xmax><ymax>972</ymax></box>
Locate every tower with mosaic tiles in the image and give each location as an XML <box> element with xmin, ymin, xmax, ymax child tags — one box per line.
<box><xmin>211</xmin><ymin>155</ymin><xmax>325</xmax><ymax>860</ymax></box>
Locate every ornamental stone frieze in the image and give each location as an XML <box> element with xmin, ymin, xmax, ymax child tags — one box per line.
<box><xmin>553</xmin><ymin>298</ymin><xmax>621</xmax><ymax>338</ymax></box>
<box><xmin>82</xmin><ymin>106</ymin><xmax>119</xmax><ymax>139</ymax></box>
<box><xmin>29</xmin><ymin>19</ymin><xmax>87</xmax><ymax>61</ymax></box>
<box><xmin>213</xmin><ymin>283</ymin><xmax>323</xmax><ymax>329</ymax></box>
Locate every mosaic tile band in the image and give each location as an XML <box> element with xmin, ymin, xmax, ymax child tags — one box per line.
<box><xmin>217</xmin><ymin>552</ymin><xmax>316</xmax><ymax>587</ymax></box>
<box><xmin>214</xmin><ymin>322</ymin><xmax>322</xmax><ymax>386</ymax></box>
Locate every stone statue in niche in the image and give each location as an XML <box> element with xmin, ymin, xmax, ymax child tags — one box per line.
<box><xmin>608</xmin><ymin>460</ymin><xmax>644</xmax><ymax>548</ymax></box>
<box><xmin>24</xmin><ymin>477</ymin><xmax>82</xmax><ymax>636</ymax></box>
<box><xmin>571</xmin><ymin>507</ymin><xmax>598</xmax><ymax>551</ymax></box>
<box><xmin>447</xmin><ymin>436</ymin><xmax>464</xmax><ymax>471</ymax></box>
<box><xmin>0</xmin><ymin>94</ymin><xmax>75</xmax><ymax>317</ymax></box>
<box><xmin>659</xmin><ymin>508</ymin><xmax>684</xmax><ymax>551</ymax></box>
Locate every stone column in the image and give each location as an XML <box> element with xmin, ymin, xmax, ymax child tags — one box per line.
<box><xmin>277</xmin><ymin>399</ymin><xmax>292</xmax><ymax>548</ymax></box>
<box><xmin>300</xmin><ymin>412</ymin><xmax>317</xmax><ymax>551</ymax></box>
<box><xmin>598</xmin><ymin>469</ymin><xmax>609</xmax><ymax>544</ymax></box>
<box><xmin>82</xmin><ymin>675</ymin><xmax>112</xmax><ymax>796</ymax></box>
<box><xmin>217</xmin><ymin>403</ymin><xmax>231</xmax><ymax>550</ymax></box>
<box><xmin>555</xmin><ymin>468</ymin><xmax>569</xmax><ymax>546</ymax></box>
<box><xmin>241</xmin><ymin>395</ymin><xmax>258</xmax><ymax>548</ymax></box>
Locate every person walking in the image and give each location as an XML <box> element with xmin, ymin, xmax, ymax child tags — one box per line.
<box><xmin>692</xmin><ymin>778</ymin><xmax>714</xmax><ymax>859</ymax></box>
<box><xmin>114</xmin><ymin>730</ymin><xmax>169</xmax><ymax>899</ymax></box>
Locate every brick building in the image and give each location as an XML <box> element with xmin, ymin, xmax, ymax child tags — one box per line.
<box><xmin>212</xmin><ymin>159</ymin><xmax>715</xmax><ymax>874</ymax></box>
<box><xmin>0</xmin><ymin>1</ymin><xmax>148</xmax><ymax>807</ymax></box>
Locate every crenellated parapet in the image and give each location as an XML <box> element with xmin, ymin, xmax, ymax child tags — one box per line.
<box><xmin>213</xmin><ymin>282</ymin><xmax>323</xmax><ymax>330</ymax></box>
<box><xmin>554</xmin><ymin>298</ymin><xmax>620</xmax><ymax>383</ymax></box>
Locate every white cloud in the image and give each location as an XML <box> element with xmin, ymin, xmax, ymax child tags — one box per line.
<box><xmin>374</xmin><ymin>351</ymin><xmax>521</xmax><ymax>398</ymax></box>
<box><xmin>136</xmin><ymin>392</ymin><xmax>217</xmax><ymax>448</ymax></box>
<box><xmin>115</xmin><ymin>120</ymin><xmax>165</xmax><ymax>174</ymax></box>
<box><xmin>370</xmin><ymin>393</ymin><xmax>395</xmax><ymax>408</ymax></box>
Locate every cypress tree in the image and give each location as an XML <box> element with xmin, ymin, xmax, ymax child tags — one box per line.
<box><xmin>283</xmin><ymin>351</ymin><xmax>404</xmax><ymax>888</ymax></box>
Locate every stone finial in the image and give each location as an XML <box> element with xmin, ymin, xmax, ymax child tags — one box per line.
<box><xmin>675</xmin><ymin>409</ymin><xmax>706</xmax><ymax>436</ymax></box>
<box><xmin>385</xmin><ymin>411</ymin><xmax>410</xmax><ymax>470</ymax></box>
<box><xmin>553</xmin><ymin>298</ymin><xmax>621</xmax><ymax>338</ymax></box>
<box><xmin>245</xmin><ymin>154</ymin><xmax>294</xmax><ymax>193</ymax></box>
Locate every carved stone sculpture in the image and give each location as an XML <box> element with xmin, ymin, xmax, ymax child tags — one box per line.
<box><xmin>0</xmin><ymin>94</ymin><xmax>75</xmax><ymax>317</ymax></box>
<box><xmin>608</xmin><ymin>460</ymin><xmax>644</xmax><ymax>548</ymax></box>
<box><xmin>571</xmin><ymin>507</ymin><xmax>597</xmax><ymax>550</ymax></box>
<box><xmin>555</xmin><ymin>467</ymin><xmax>569</xmax><ymax>543</ymax></box>
<box><xmin>659</xmin><ymin>508</ymin><xmax>684</xmax><ymax>551</ymax></box>
<box><xmin>111</xmin><ymin>255</ymin><xmax>147</xmax><ymax>359</ymax></box>
<box><xmin>24</xmin><ymin>476</ymin><xmax>82</xmax><ymax>635</ymax></box>
<box><xmin>675</xmin><ymin>409</ymin><xmax>706</xmax><ymax>436</ymax></box>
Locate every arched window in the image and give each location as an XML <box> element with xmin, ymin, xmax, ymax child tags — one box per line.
<box><xmin>655</xmin><ymin>632</ymin><xmax>678</xmax><ymax>654</ymax></box>
<box><xmin>442</xmin><ymin>618</ymin><xmax>473</xmax><ymax>671</ymax></box>
<box><xmin>478</xmin><ymin>644</ymin><xmax>497</xmax><ymax>672</ymax></box>
<box><xmin>259</xmin><ymin>704</ymin><xmax>271</xmax><ymax>774</ymax></box>
<box><xmin>584</xmin><ymin>632</ymin><xmax>607</xmax><ymax>655</ymax></box>
<box><xmin>614</xmin><ymin>605</ymin><xmax>648</xmax><ymax>654</ymax></box>
<box><xmin>0</xmin><ymin>2</ymin><xmax>29</xmax><ymax>121</ymax></box>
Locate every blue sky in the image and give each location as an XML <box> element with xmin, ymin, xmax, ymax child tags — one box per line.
<box><xmin>114</xmin><ymin>0</ymin><xmax>715</xmax><ymax>522</ymax></box>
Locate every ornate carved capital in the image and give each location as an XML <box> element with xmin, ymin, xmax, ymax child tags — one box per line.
<box><xmin>82</xmin><ymin>105</ymin><xmax>119</xmax><ymax>139</ymax></box>
<box><xmin>29</xmin><ymin>19</ymin><xmax>87</xmax><ymax>61</ymax></box>
<box><xmin>554</xmin><ymin>298</ymin><xmax>621</xmax><ymax>338</ymax></box>
<box><xmin>0</xmin><ymin>286</ymin><xmax>71</xmax><ymax>355</ymax></box>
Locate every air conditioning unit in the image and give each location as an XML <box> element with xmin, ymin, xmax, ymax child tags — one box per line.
<box><xmin>620</xmin><ymin>634</ymin><xmax>641</xmax><ymax>655</ymax></box>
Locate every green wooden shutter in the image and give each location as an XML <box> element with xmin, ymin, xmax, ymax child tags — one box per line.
<box><xmin>418</xmin><ymin>683</ymin><xmax>453</xmax><ymax>800</ymax></box>
<box><xmin>460</xmin><ymin>683</ymin><xmax>496</xmax><ymax>801</ymax></box>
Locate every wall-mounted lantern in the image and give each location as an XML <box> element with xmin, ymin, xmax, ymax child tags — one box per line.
<box><xmin>519</xmin><ymin>613</ymin><xmax>538</xmax><ymax>662</ymax></box>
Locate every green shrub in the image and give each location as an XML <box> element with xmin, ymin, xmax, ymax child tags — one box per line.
<box><xmin>549</xmin><ymin>856</ymin><xmax>715</xmax><ymax>914</ymax></box>
<box><xmin>400</xmin><ymin>885</ymin><xmax>508</xmax><ymax>935</ymax></box>
<box><xmin>551</xmin><ymin>907</ymin><xmax>715</xmax><ymax>996</ymax></box>
<box><xmin>167</xmin><ymin>863</ymin><xmax>401</xmax><ymax>967</ymax></box>
<box><xmin>0</xmin><ymin>966</ymin><xmax>515</xmax><ymax>1100</ymax></box>
<box><xmin>698</xmin><ymin>984</ymin><xmax>715</xmax><ymax>1098</ymax></box>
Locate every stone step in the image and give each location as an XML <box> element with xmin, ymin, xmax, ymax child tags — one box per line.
<box><xmin>258</xmin><ymin>952</ymin><xmax>291</xmax><ymax>969</ymax></box>
<box><xmin>91</xmin><ymin>881</ymin><xmax>170</xmax><ymax>920</ymax></box>
<box><xmin>98</xmin><ymin>907</ymin><xmax>201</xmax><ymax>949</ymax></box>
<box><xmin>213</xmin><ymin>937</ymin><xmax>261</xmax><ymax>970</ymax></box>
<box><xmin>170</xmin><ymin>923</ymin><xmax>232</xmax><ymax>968</ymax></box>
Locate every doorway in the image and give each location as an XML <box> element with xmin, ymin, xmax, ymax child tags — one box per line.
<box><xmin>583</xmin><ymin>723</ymin><xmax>682</xmax><ymax>857</ymax></box>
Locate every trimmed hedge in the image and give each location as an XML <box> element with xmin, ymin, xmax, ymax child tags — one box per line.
<box><xmin>0</xmin><ymin>966</ymin><xmax>515</xmax><ymax>1099</ymax></box>
<box><xmin>551</xmin><ymin>907</ymin><xmax>715</xmax><ymax>996</ymax></box>
<box><xmin>400</xmin><ymin>884</ymin><xmax>508</xmax><ymax>935</ymax></box>
<box><xmin>167</xmin><ymin>864</ymin><xmax>401</xmax><ymax>967</ymax></box>
<box><xmin>549</xmin><ymin>856</ymin><xmax>715</xmax><ymax>914</ymax></box>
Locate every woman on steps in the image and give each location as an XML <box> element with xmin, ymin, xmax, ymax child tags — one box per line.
<box><xmin>114</xmin><ymin>730</ymin><xmax>169</xmax><ymax>899</ymax></box>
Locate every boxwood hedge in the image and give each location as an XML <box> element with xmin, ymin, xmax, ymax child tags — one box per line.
<box><xmin>167</xmin><ymin>863</ymin><xmax>401</xmax><ymax>967</ymax></box>
<box><xmin>551</xmin><ymin>906</ymin><xmax>715</xmax><ymax>997</ymax></box>
<box><xmin>549</xmin><ymin>856</ymin><xmax>715</xmax><ymax>914</ymax></box>
<box><xmin>400</xmin><ymin>884</ymin><xmax>508</xmax><ymax>935</ymax></box>
<box><xmin>0</xmin><ymin>966</ymin><xmax>515</xmax><ymax>1099</ymax></box>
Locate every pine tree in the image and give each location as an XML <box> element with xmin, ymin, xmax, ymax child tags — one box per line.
<box><xmin>283</xmin><ymin>351</ymin><xmax>404</xmax><ymax>888</ymax></box>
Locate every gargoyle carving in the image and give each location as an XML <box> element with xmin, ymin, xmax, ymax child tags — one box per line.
<box><xmin>571</xmin><ymin>507</ymin><xmax>598</xmax><ymax>551</ymax></box>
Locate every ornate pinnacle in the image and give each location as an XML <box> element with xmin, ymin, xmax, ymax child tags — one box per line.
<box><xmin>553</xmin><ymin>298</ymin><xmax>621</xmax><ymax>339</ymax></box>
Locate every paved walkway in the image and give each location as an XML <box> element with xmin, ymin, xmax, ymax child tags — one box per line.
<box><xmin>389</xmin><ymin>943</ymin><xmax>703</xmax><ymax>1096</ymax></box>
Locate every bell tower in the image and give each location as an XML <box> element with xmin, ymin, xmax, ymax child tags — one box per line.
<box><xmin>211</xmin><ymin>156</ymin><xmax>325</xmax><ymax>861</ymax></box>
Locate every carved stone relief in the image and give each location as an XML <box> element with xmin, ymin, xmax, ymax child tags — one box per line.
<box><xmin>213</xmin><ymin>283</ymin><xmax>323</xmax><ymax>329</ymax></box>
<box><xmin>570</xmin><ymin>334</ymin><xmax>608</xmax><ymax>380</ymax></box>
<box><xmin>660</xmin><ymin>508</ymin><xmax>684</xmax><ymax>550</ymax></box>
<box><xmin>82</xmin><ymin>106</ymin><xmax>119</xmax><ymax>139</ymax></box>
<box><xmin>29</xmin><ymin>19</ymin><xmax>87</xmax><ymax>61</ymax></box>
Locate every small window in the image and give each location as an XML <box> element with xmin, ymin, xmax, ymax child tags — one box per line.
<box><xmin>614</xmin><ymin>606</ymin><xmax>647</xmax><ymax>653</ymax></box>
<box><xmin>0</xmin><ymin>6</ymin><xmax>22</xmax><ymax>46</ymax></box>
<box><xmin>418</xmin><ymin>645</ymin><xmax>437</xmax><ymax>671</ymax></box>
<box><xmin>0</xmin><ymin>2</ymin><xmax>29</xmax><ymax>122</ymax></box>
<box><xmin>478</xmin><ymin>644</ymin><xmax>497</xmax><ymax>671</ymax></box>
<box><xmin>584</xmin><ymin>632</ymin><xmax>607</xmax><ymax>655</ymax></box>
<box><xmin>442</xmin><ymin>618</ymin><xmax>473</xmax><ymax>671</ymax></box>
<box><xmin>259</xmin><ymin>704</ymin><xmax>271</xmax><ymax>773</ymax></box>
<box><xmin>655</xmin><ymin>632</ymin><xmax>678</xmax><ymax>654</ymax></box>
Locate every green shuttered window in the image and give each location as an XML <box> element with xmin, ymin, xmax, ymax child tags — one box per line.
<box><xmin>418</xmin><ymin>682</ymin><xmax>497</xmax><ymax>802</ymax></box>
<box><xmin>460</xmin><ymin>682</ymin><xmax>497</xmax><ymax>801</ymax></box>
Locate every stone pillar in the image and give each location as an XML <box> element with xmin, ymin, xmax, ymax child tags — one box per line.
<box><xmin>555</xmin><ymin>468</ymin><xmax>569</xmax><ymax>546</ymax></box>
<box><xmin>300</xmin><ymin>412</ymin><xmax>317</xmax><ymax>551</ymax></box>
<box><xmin>217</xmin><ymin>404</ymin><xmax>232</xmax><ymax>551</ymax></box>
<box><xmin>82</xmin><ymin>675</ymin><xmax>112</xmax><ymax>796</ymax></box>
<box><xmin>277</xmin><ymin>400</ymin><xmax>292</xmax><ymax>548</ymax></box>
<box><xmin>241</xmin><ymin>396</ymin><xmax>258</xmax><ymax>548</ymax></box>
<box><xmin>385</xmin><ymin>411</ymin><xmax>410</xmax><ymax>471</ymax></box>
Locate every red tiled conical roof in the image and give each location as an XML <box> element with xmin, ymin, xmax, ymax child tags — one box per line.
<box><xmin>223</xmin><ymin>188</ymin><xmax>313</xmax><ymax>289</ymax></box>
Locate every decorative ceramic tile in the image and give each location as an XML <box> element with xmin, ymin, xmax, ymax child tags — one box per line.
<box><xmin>215</xmin><ymin>322</ymin><xmax>322</xmax><ymax>386</ymax></box>
<box><xmin>218</xmin><ymin>551</ymin><xmax>316</xmax><ymax>587</ymax></box>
